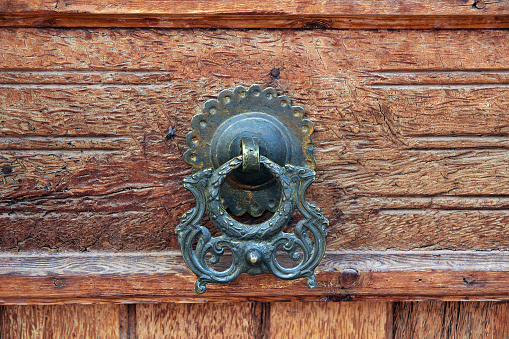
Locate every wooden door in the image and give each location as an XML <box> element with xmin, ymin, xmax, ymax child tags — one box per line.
<box><xmin>1</xmin><ymin>1</ymin><xmax>509</xmax><ymax>338</ymax></box>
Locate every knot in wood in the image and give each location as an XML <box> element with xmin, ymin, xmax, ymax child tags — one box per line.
<box><xmin>339</xmin><ymin>268</ymin><xmax>359</xmax><ymax>289</ymax></box>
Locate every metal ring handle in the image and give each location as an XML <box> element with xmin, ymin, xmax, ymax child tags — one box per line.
<box><xmin>176</xmin><ymin>155</ymin><xmax>328</xmax><ymax>293</ymax></box>
<box><xmin>206</xmin><ymin>155</ymin><xmax>294</xmax><ymax>240</ymax></box>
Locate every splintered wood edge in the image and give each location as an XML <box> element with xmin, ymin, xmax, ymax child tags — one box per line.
<box><xmin>1</xmin><ymin>250</ymin><xmax>509</xmax><ymax>304</ymax></box>
<box><xmin>1</xmin><ymin>0</ymin><xmax>509</xmax><ymax>28</ymax></box>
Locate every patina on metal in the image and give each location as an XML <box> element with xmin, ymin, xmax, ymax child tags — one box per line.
<box><xmin>183</xmin><ymin>85</ymin><xmax>315</xmax><ymax>217</ymax></box>
<box><xmin>177</xmin><ymin>85</ymin><xmax>328</xmax><ymax>294</ymax></box>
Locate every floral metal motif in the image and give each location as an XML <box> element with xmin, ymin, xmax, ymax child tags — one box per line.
<box><xmin>176</xmin><ymin>155</ymin><xmax>328</xmax><ymax>294</ymax></box>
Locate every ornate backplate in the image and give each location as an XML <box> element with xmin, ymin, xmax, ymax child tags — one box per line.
<box><xmin>183</xmin><ymin>85</ymin><xmax>315</xmax><ymax>217</ymax></box>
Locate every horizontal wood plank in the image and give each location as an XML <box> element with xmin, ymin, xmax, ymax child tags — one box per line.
<box><xmin>2</xmin><ymin>29</ymin><xmax>508</xmax><ymax>71</ymax></box>
<box><xmin>1</xmin><ymin>251</ymin><xmax>509</xmax><ymax>303</ymax></box>
<box><xmin>4</xmin><ymin>0</ymin><xmax>509</xmax><ymax>15</ymax></box>
<box><xmin>1</xmin><ymin>1</ymin><xmax>509</xmax><ymax>29</ymax></box>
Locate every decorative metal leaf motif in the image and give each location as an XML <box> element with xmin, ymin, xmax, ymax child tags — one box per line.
<box><xmin>176</xmin><ymin>156</ymin><xmax>328</xmax><ymax>294</ymax></box>
<box><xmin>177</xmin><ymin>85</ymin><xmax>327</xmax><ymax>293</ymax></box>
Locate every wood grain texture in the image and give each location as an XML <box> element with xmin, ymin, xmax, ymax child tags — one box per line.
<box><xmin>136</xmin><ymin>302</ymin><xmax>265</xmax><ymax>339</ymax></box>
<box><xmin>392</xmin><ymin>301</ymin><xmax>509</xmax><ymax>339</ymax></box>
<box><xmin>0</xmin><ymin>304</ymin><xmax>121</xmax><ymax>338</ymax></box>
<box><xmin>1</xmin><ymin>0</ymin><xmax>509</xmax><ymax>29</ymax></box>
<box><xmin>2</xmin><ymin>301</ymin><xmax>508</xmax><ymax>338</ymax></box>
<box><xmin>136</xmin><ymin>302</ymin><xmax>388</xmax><ymax>339</ymax></box>
<box><xmin>269</xmin><ymin>301</ymin><xmax>388</xmax><ymax>339</ymax></box>
<box><xmin>2</xmin><ymin>29</ymin><xmax>509</xmax><ymax>253</ymax></box>
<box><xmin>3</xmin><ymin>0</ymin><xmax>509</xmax><ymax>15</ymax></box>
<box><xmin>1</xmin><ymin>251</ymin><xmax>509</xmax><ymax>303</ymax></box>
<box><xmin>3</xmin><ymin>14</ymin><xmax>509</xmax><ymax>30</ymax></box>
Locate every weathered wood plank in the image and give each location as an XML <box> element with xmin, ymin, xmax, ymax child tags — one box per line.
<box><xmin>269</xmin><ymin>302</ymin><xmax>388</xmax><ymax>339</ymax></box>
<box><xmin>2</xmin><ymin>29</ymin><xmax>508</xmax><ymax>71</ymax></box>
<box><xmin>4</xmin><ymin>0</ymin><xmax>509</xmax><ymax>15</ymax></box>
<box><xmin>362</xmin><ymin>70</ymin><xmax>509</xmax><ymax>86</ymax></box>
<box><xmin>363</xmin><ymin>87</ymin><xmax>509</xmax><ymax>137</ymax></box>
<box><xmin>1</xmin><ymin>1</ymin><xmax>509</xmax><ymax>29</ymax></box>
<box><xmin>136</xmin><ymin>302</ymin><xmax>264</xmax><ymax>339</ymax></box>
<box><xmin>0</xmin><ymin>304</ymin><xmax>121</xmax><ymax>338</ymax></box>
<box><xmin>3</xmin><ymin>14</ymin><xmax>509</xmax><ymax>30</ymax></box>
<box><xmin>2</xmin><ymin>251</ymin><xmax>509</xmax><ymax>277</ymax></box>
<box><xmin>0</xmin><ymin>251</ymin><xmax>509</xmax><ymax>303</ymax></box>
<box><xmin>491</xmin><ymin>303</ymin><xmax>509</xmax><ymax>339</ymax></box>
<box><xmin>392</xmin><ymin>301</ymin><xmax>509</xmax><ymax>339</ymax></box>
<box><xmin>1</xmin><ymin>29</ymin><xmax>509</xmax><ymax>252</ymax></box>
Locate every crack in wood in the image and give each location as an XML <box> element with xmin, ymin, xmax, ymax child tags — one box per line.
<box><xmin>0</xmin><ymin>70</ymin><xmax>174</xmax><ymax>85</ymax></box>
<box><xmin>404</xmin><ymin>136</ymin><xmax>509</xmax><ymax>150</ymax></box>
<box><xmin>0</xmin><ymin>136</ymin><xmax>130</xmax><ymax>151</ymax></box>
<box><xmin>0</xmin><ymin>84</ymin><xmax>174</xmax><ymax>89</ymax></box>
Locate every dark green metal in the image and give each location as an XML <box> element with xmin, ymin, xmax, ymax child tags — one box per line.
<box><xmin>183</xmin><ymin>85</ymin><xmax>315</xmax><ymax>217</ymax></box>
<box><xmin>177</xmin><ymin>85</ymin><xmax>328</xmax><ymax>294</ymax></box>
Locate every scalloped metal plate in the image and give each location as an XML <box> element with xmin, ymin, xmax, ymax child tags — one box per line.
<box><xmin>183</xmin><ymin>85</ymin><xmax>315</xmax><ymax>217</ymax></box>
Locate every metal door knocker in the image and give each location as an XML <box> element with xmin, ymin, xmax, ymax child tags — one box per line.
<box><xmin>176</xmin><ymin>85</ymin><xmax>328</xmax><ymax>293</ymax></box>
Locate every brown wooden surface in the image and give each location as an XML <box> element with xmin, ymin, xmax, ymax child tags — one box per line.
<box><xmin>269</xmin><ymin>301</ymin><xmax>389</xmax><ymax>339</ymax></box>
<box><xmin>1</xmin><ymin>251</ymin><xmax>509</xmax><ymax>303</ymax></box>
<box><xmin>392</xmin><ymin>301</ymin><xmax>509</xmax><ymax>339</ymax></box>
<box><xmin>0</xmin><ymin>302</ymin><xmax>389</xmax><ymax>339</ymax></box>
<box><xmin>0</xmin><ymin>304</ymin><xmax>121</xmax><ymax>338</ymax></box>
<box><xmin>136</xmin><ymin>303</ymin><xmax>265</xmax><ymax>339</ymax></box>
<box><xmin>2</xmin><ymin>3</ymin><xmax>509</xmax><ymax>338</ymax></box>
<box><xmin>2</xmin><ymin>27</ymin><xmax>509</xmax><ymax>302</ymax></box>
<box><xmin>1</xmin><ymin>0</ymin><xmax>509</xmax><ymax>29</ymax></box>
<box><xmin>4</xmin><ymin>0</ymin><xmax>509</xmax><ymax>15</ymax></box>
<box><xmin>3</xmin><ymin>301</ymin><xmax>508</xmax><ymax>338</ymax></box>
<box><xmin>1</xmin><ymin>28</ymin><xmax>509</xmax><ymax>252</ymax></box>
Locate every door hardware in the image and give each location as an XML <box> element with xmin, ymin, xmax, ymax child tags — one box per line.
<box><xmin>176</xmin><ymin>85</ymin><xmax>328</xmax><ymax>293</ymax></box>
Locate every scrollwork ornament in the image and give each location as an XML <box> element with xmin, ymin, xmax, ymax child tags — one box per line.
<box><xmin>176</xmin><ymin>155</ymin><xmax>328</xmax><ymax>293</ymax></box>
<box><xmin>176</xmin><ymin>86</ymin><xmax>327</xmax><ymax>293</ymax></box>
